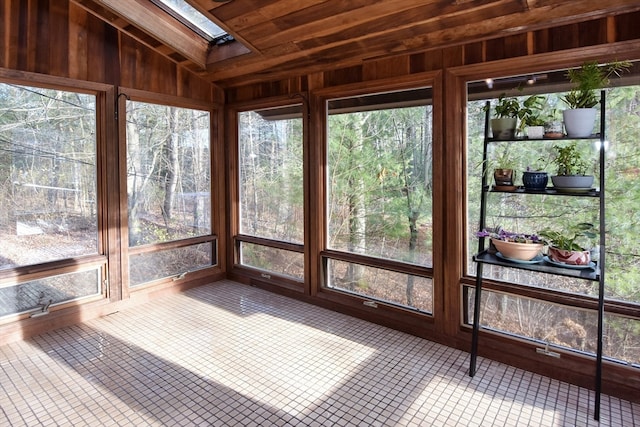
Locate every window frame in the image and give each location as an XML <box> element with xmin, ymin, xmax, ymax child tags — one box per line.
<box><xmin>314</xmin><ymin>73</ymin><xmax>443</xmax><ymax>320</ymax></box>
<box><xmin>229</xmin><ymin>97</ymin><xmax>308</xmax><ymax>291</ymax></box>
<box><xmin>0</xmin><ymin>70</ymin><xmax>112</xmax><ymax>319</ymax></box>
<box><xmin>119</xmin><ymin>88</ymin><xmax>221</xmax><ymax>292</ymax></box>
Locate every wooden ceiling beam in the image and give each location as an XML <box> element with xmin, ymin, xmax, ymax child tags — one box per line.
<box><xmin>73</xmin><ymin>0</ymin><xmax>209</xmax><ymax>69</ymax></box>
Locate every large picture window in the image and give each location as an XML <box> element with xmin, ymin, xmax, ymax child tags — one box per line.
<box><xmin>237</xmin><ymin>105</ymin><xmax>304</xmax><ymax>280</ymax></box>
<box><xmin>126</xmin><ymin>100</ymin><xmax>213</xmax><ymax>286</ymax></box>
<box><xmin>0</xmin><ymin>82</ymin><xmax>101</xmax><ymax>317</ymax></box>
<box><xmin>326</xmin><ymin>87</ymin><xmax>434</xmax><ymax>313</ymax></box>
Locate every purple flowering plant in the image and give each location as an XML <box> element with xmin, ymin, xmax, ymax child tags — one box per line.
<box><xmin>476</xmin><ymin>229</ymin><xmax>546</xmax><ymax>244</ymax></box>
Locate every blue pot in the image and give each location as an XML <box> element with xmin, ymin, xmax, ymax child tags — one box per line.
<box><xmin>522</xmin><ymin>171</ymin><xmax>548</xmax><ymax>190</ymax></box>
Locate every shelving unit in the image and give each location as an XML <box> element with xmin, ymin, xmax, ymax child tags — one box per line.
<box><xmin>469</xmin><ymin>91</ymin><xmax>607</xmax><ymax>421</ymax></box>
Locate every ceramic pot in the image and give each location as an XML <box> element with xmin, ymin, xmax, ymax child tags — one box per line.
<box><xmin>548</xmin><ymin>246</ymin><xmax>591</xmax><ymax>265</ymax></box>
<box><xmin>544</xmin><ymin>121</ymin><xmax>564</xmax><ymax>138</ymax></box>
<box><xmin>526</xmin><ymin>126</ymin><xmax>544</xmax><ymax>139</ymax></box>
<box><xmin>551</xmin><ymin>175</ymin><xmax>594</xmax><ymax>189</ymax></box>
<box><xmin>563</xmin><ymin>108</ymin><xmax>597</xmax><ymax>138</ymax></box>
<box><xmin>491</xmin><ymin>238</ymin><xmax>543</xmax><ymax>261</ymax></box>
<box><xmin>490</xmin><ymin>118</ymin><xmax>517</xmax><ymax>140</ymax></box>
<box><xmin>522</xmin><ymin>171</ymin><xmax>548</xmax><ymax>190</ymax></box>
<box><xmin>494</xmin><ymin>168</ymin><xmax>514</xmax><ymax>186</ymax></box>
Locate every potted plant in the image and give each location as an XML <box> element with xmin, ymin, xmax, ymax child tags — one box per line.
<box><xmin>522</xmin><ymin>166</ymin><xmax>548</xmax><ymax>191</ymax></box>
<box><xmin>562</xmin><ymin>60</ymin><xmax>631</xmax><ymax>137</ymax></box>
<box><xmin>477</xmin><ymin>228</ymin><xmax>545</xmax><ymax>261</ymax></box>
<box><xmin>490</xmin><ymin>93</ymin><xmax>520</xmax><ymax>139</ymax></box>
<box><xmin>543</xmin><ymin>109</ymin><xmax>564</xmax><ymax>138</ymax></box>
<box><xmin>491</xmin><ymin>147</ymin><xmax>517</xmax><ymax>189</ymax></box>
<box><xmin>549</xmin><ymin>142</ymin><xmax>593</xmax><ymax>190</ymax></box>
<box><xmin>539</xmin><ymin>223</ymin><xmax>596</xmax><ymax>266</ymax></box>
<box><xmin>518</xmin><ymin>95</ymin><xmax>546</xmax><ymax>139</ymax></box>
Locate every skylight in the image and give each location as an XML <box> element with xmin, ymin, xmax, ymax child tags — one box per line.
<box><xmin>153</xmin><ymin>0</ymin><xmax>229</xmax><ymax>42</ymax></box>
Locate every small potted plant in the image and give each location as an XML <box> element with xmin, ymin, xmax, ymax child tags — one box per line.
<box><xmin>539</xmin><ymin>223</ymin><xmax>596</xmax><ymax>266</ymax></box>
<box><xmin>562</xmin><ymin>60</ymin><xmax>631</xmax><ymax>137</ymax></box>
<box><xmin>477</xmin><ymin>228</ymin><xmax>545</xmax><ymax>261</ymax></box>
<box><xmin>490</xmin><ymin>93</ymin><xmax>520</xmax><ymax>139</ymax></box>
<box><xmin>518</xmin><ymin>95</ymin><xmax>546</xmax><ymax>139</ymax></box>
<box><xmin>491</xmin><ymin>147</ymin><xmax>517</xmax><ymax>189</ymax></box>
<box><xmin>549</xmin><ymin>142</ymin><xmax>593</xmax><ymax>190</ymax></box>
<box><xmin>543</xmin><ymin>109</ymin><xmax>564</xmax><ymax>138</ymax></box>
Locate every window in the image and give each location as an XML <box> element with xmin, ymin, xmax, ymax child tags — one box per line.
<box><xmin>0</xmin><ymin>82</ymin><xmax>102</xmax><ymax>317</ymax></box>
<box><xmin>237</xmin><ymin>105</ymin><xmax>304</xmax><ymax>280</ymax></box>
<box><xmin>326</xmin><ymin>87</ymin><xmax>434</xmax><ymax>313</ymax></box>
<box><xmin>126</xmin><ymin>100</ymin><xmax>214</xmax><ymax>286</ymax></box>
<box><xmin>465</xmin><ymin>64</ymin><xmax>640</xmax><ymax>365</ymax></box>
<box><xmin>153</xmin><ymin>0</ymin><xmax>231</xmax><ymax>43</ymax></box>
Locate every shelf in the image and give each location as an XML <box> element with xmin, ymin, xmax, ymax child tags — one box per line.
<box><xmin>486</xmin><ymin>186</ymin><xmax>600</xmax><ymax>197</ymax></box>
<box><xmin>473</xmin><ymin>250</ymin><xmax>600</xmax><ymax>281</ymax></box>
<box><xmin>487</xmin><ymin>134</ymin><xmax>601</xmax><ymax>142</ymax></box>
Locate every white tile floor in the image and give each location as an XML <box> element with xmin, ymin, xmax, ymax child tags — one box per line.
<box><xmin>0</xmin><ymin>280</ymin><xmax>638</xmax><ymax>426</ymax></box>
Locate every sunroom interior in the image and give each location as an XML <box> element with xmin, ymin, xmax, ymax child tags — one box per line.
<box><xmin>1</xmin><ymin>0</ymin><xmax>640</xmax><ymax>424</ymax></box>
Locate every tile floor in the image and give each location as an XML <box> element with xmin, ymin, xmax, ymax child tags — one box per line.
<box><xmin>0</xmin><ymin>280</ymin><xmax>638</xmax><ymax>426</ymax></box>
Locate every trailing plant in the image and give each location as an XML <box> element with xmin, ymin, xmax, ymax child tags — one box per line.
<box><xmin>563</xmin><ymin>60</ymin><xmax>631</xmax><ymax>109</ymax></box>
<box><xmin>550</xmin><ymin>142</ymin><xmax>588</xmax><ymax>176</ymax></box>
<box><xmin>538</xmin><ymin>223</ymin><xmax>596</xmax><ymax>251</ymax></box>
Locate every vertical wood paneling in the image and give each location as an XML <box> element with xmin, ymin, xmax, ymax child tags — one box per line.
<box><xmin>577</xmin><ymin>18</ymin><xmax>608</xmax><ymax>47</ymax></box>
<box><xmin>616</xmin><ymin>11</ymin><xmax>640</xmax><ymax>41</ymax></box>
<box><xmin>33</xmin><ymin>0</ymin><xmax>49</xmax><ymax>75</ymax></box>
<box><xmin>68</xmin><ymin>4</ymin><xmax>89</xmax><ymax>81</ymax></box>
<box><xmin>463</xmin><ymin>42</ymin><xmax>484</xmax><ymax>66</ymax></box>
<box><xmin>49</xmin><ymin>0</ymin><xmax>69</xmax><ymax>77</ymax></box>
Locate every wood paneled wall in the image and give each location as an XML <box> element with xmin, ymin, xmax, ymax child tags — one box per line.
<box><xmin>0</xmin><ymin>0</ymin><xmax>221</xmax><ymax>102</ymax></box>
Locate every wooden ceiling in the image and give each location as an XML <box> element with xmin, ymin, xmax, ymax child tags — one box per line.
<box><xmin>73</xmin><ymin>0</ymin><xmax>640</xmax><ymax>88</ymax></box>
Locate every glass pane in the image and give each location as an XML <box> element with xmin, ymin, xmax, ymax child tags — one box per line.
<box><xmin>155</xmin><ymin>0</ymin><xmax>227</xmax><ymax>39</ymax></box>
<box><xmin>0</xmin><ymin>269</ymin><xmax>101</xmax><ymax>317</ymax></box>
<box><xmin>238</xmin><ymin>106</ymin><xmax>304</xmax><ymax>244</ymax></box>
<box><xmin>327</xmin><ymin>88</ymin><xmax>433</xmax><ymax>266</ymax></box>
<box><xmin>126</xmin><ymin>101</ymin><xmax>211</xmax><ymax>246</ymax></box>
<box><xmin>603</xmin><ymin>82</ymin><xmax>640</xmax><ymax>304</ymax></box>
<box><xmin>0</xmin><ymin>83</ymin><xmax>98</xmax><ymax>270</ymax></box>
<box><xmin>465</xmin><ymin>286</ymin><xmax>598</xmax><ymax>355</ymax></box>
<box><xmin>129</xmin><ymin>242</ymin><xmax>213</xmax><ymax>286</ymax></box>
<box><xmin>240</xmin><ymin>242</ymin><xmax>304</xmax><ymax>280</ymax></box>
<box><xmin>327</xmin><ymin>259</ymin><xmax>433</xmax><ymax>314</ymax></box>
<box><xmin>604</xmin><ymin>313</ymin><xmax>640</xmax><ymax>366</ymax></box>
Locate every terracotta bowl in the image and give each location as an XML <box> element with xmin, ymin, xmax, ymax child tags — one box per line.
<box><xmin>491</xmin><ymin>238</ymin><xmax>543</xmax><ymax>261</ymax></box>
<box><xmin>548</xmin><ymin>246</ymin><xmax>591</xmax><ymax>265</ymax></box>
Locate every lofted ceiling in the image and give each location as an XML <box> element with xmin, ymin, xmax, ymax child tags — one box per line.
<box><xmin>72</xmin><ymin>0</ymin><xmax>640</xmax><ymax>88</ymax></box>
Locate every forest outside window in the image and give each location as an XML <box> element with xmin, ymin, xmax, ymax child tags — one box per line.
<box><xmin>0</xmin><ymin>82</ymin><xmax>102</xmax><ymax>317</ymax></box>
<box><xmin>464</xmin><ymin>64</ymin><xmax>640</xmax><ymax>365</ymax></box>
<box><xmin>325</xmin><ymin>87</ymin><xmax>434</xmax><ymax>314</ymax></box>
<box><xmin>237</xmin><ymin>105</ymin><xmax>304</xmax><ymax>280</ymax></box>
<box><xmin>126</xmin><ymin>100</ymin><xmax>213</xmax><ymax>286</ymax></box>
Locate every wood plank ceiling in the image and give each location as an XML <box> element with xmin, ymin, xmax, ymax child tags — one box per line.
<box><xmin>73</xmin><ymin>0</ymin><xmax>640</xmax><ymax>88</ymax></box>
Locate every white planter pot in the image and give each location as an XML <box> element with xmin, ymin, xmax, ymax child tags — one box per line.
<box><xmin>551</xmin><ymin>175</ymin><xmax>594</xmax><ymax>189</ymax></box>
<box><xmin>490</xmin><ymin>118</ymin><xmax>517</xmax><ymax>140</ymax></box>
<box><xmin>563</xmin><ymin>108</ymin><xmax>597</xmax><ymax>138</ymax></box>
<box><xmin>525</xmin><ymin>126</ymin><xmax>544</xmax><ymax>139</ymax></box>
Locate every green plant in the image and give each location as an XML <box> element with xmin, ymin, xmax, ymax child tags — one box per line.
<box><xmin>550</xmin><ymin>142</ymin><xmax>588</xmax><ymax>175</ymax></box>
<box><xmin>492</xmin><ymin>93</ymin><xmax>521</xmax><ymax>118</ymax></box>
<box><xmin>538</xmin><ymin>223</ymin><xmax>596</xmax><ymax>251</ymax></box>
<box><xmin>519</xmin><ymin>95</ymin><xmax>546</xmax><ymax>128</ymax></box>
<box><xmin>563</xmin><ymin>60</ymin><xmax>631</xmax><ymax>109</ymax></box>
